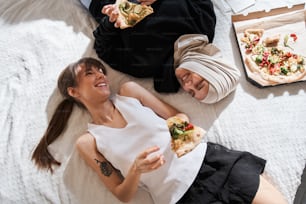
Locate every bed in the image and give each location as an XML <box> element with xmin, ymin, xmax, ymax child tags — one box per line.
<box><xmin>0</xmin><ymin>0</ymin><xmax>305</xmax><ymax>203</ymax></box>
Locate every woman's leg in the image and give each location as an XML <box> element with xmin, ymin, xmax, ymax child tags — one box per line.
<box><xmin>252</xmin><ymin>175</ymin><xmax>287</xmax><ymax>204</ymax></box>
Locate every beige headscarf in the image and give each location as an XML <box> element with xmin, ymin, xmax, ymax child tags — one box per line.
<box><xmin>174</xmin><ymin>34</ymin><xmax>241</xmax><ymax>104</ymax></box>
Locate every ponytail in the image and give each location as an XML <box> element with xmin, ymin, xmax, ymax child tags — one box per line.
<box><xmin>32</xmin><ymin>57</ymin><xmax>106</xmax><ymax>173</ymax></box>
<box><xmin>31</xmin><ymin>98</ymin><xmax>74</xmax><ymax>173</ymax></box>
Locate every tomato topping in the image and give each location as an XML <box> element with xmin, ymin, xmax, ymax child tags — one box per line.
<box><xmin>290</xmin><ymin>33</ymin><xmax>298</xmax><ymax>42</ymax></box>
<box><xmin>184</xmin><ymin>123</ymin><xmax>194</xmax><ymax>131</ymax></box>
<box><xmin>260</xmin><ymin>52</ymin><xmax>269</xmax><ymax>67</ymax></box>
<box><xmin>286</xmin><ymin>52</ymin><xmax>292</xmax><ymax>58</ymax></box>
<box><xmin>269</xmin><ymin>64</ymin><xmax>277</xmax><ymax>75</ymax></box>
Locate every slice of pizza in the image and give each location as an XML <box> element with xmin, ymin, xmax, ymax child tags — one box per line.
<box><xmin>166</xmin><ymin>116</ymin><xmax>206</xmax><ymax>158</ymax></box>
<box><xmin>116</xmin><ymin>0</ymin><xmax>154</xmax><ymax>29</ymax></box>
<box><xmin>240</xmin><ymin>28</ymin><xmax>264</xmax><ymax>53</ymax></box>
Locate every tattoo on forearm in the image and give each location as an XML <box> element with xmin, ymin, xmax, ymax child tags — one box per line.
<box><xmin>94</xmin><ymin>159</ymin><xmax>113</xmax><ymax>177</ymax></box>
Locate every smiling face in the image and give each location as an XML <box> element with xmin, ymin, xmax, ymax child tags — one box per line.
<box><xmin>175</xmin><ymin>67</ymin><xmax>209</xmax><ymax>100</ymax></box>
<box><xmin>69</xmin><ymin>64</ymin><xmax>111</xmax><ymax>105</ymax></box>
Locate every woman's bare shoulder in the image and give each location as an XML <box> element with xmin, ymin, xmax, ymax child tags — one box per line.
<box><xmin>75</xmin><ymin>133</ymin><xmax>96</xmax><ymax>154</ymax></box>
<box><xmin>118</xmin><ymin>81</ymin><xmax>144</xmax><ymax>98</ymax></box>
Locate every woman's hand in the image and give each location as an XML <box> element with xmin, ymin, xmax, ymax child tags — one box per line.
<box><xmin>134</xmin><ymin>146</ymin><xmax>165</xmax><ymax>174</ymax></box>
<box><xmin>101</xmin><ymin>4</ymin><xmax>121</xmax><ymax>28</ymax></box>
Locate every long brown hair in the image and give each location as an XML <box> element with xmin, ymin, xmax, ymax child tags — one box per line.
<box><xmin>31</xmin><ymin>57</ymin><xmax>107</xmax><ymax>173</ymax></box>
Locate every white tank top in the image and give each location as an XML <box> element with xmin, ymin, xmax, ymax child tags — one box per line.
<box><xmin>88</xmin><ymin>95</ymin><xmax>206</xmax><ymax>204</ymax></box>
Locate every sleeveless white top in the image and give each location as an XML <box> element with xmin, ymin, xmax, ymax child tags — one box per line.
<box><xmin>88</xmin><ymin>95</ymin><xmax>206</xmax><ymax>204</ymax></box>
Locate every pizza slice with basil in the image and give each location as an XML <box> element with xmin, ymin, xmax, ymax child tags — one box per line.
<box><xmin>166</xmin><ymin>116</ymin><xmax>206</xmax><ymax>158</ymax></box>
<box><xmin>116</xmin><ymin>0</ymin><xmax>154</xmax><ymax>29</ymax></box>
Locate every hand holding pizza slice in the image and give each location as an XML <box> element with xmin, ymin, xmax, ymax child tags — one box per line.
<box><xmin>166</xmin><ymin>116</ymin><xmax>206</xmax><ymax>158</ymax></box>
<box><xmin>115</xmin><ymin>0</ymin><xmax>154</xmax><ymax>29</ymax></box>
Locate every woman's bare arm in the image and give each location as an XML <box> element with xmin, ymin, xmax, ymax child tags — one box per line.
<box><xmin>76</xmin><ymin>133</ymin><xmax>141</xmax><ymax>202</ymax></box>
<box><xmin>118</xmin><ymin>81</ymin><xmax>187</xmax><ymax>120</ymax></box>
<box><xmin>76</xmin><ymin>133</ymin><xmax>165</xmax><ymax>202</ymax></box>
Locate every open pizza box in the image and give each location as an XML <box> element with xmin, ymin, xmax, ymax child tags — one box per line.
<box><xmin>232</xmin><ymin>3</ymin><xmax>306</xmax><ymax>87</ymax></box>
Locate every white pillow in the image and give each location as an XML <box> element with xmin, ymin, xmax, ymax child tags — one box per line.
<box><xmin>47</xmin><ymin>89</ymin><xmax>91</xmax><ymax>163</ymax></box>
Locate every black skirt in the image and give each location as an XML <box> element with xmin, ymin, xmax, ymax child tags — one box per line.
<box><xmin>177</xmin><ymin>142</ymin><xmax>266</xmax><ymax>204</ymax></box>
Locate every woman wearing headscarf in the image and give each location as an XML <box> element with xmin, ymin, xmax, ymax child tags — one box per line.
<box><xmin>174</xmin><ymin>34</ymin><xmax>241</xmax><ymax>104</ymax></box>
<box><xmin>80</xmin><ymin>0</ymin><xmax>240</xmax><ymax>103</ymax></box>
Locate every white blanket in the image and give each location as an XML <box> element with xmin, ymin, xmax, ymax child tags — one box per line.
<box><xmin>0</xmin><ymin>0</ymin><xmax>305</xmax><ymax>203</ymax></box>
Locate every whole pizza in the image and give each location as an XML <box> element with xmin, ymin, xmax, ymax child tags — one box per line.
<box><xmin>240</xmin><ymin>29</ymin><xmax>306</xmax><ymax>85</ymax></box>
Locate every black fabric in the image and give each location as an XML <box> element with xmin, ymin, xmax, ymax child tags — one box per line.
<box><xmin>89</xmin><ymin>0</ymin><xmax>115</xmax><ymax>23</ymax></box>
<box><xmin>90</xmin><ymin>0</ymin><xmax>216</xmax><ymax>93</ymax></box>
<box><xmin>177</xmin><ymin>142</ymin><xmax>266</xmax><ymax>204</ymax></box>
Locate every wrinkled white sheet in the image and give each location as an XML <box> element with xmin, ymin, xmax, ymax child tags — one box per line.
<box><xmin>0</xmin><ymin>0</ymin><xmax>305</xmax><ymax>203</ymax></box>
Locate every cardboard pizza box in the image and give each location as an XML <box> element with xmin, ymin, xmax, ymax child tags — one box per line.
<box><xmin>232</xmin><ymin>3</ymin><xmax>306</xmax><ymax>87</ymax></box>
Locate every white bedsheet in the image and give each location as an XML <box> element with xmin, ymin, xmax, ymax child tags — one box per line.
<box><xmin>0</xmin><ymin>0</ymin><xmax>305</xmax><ymax>203</ymax></box>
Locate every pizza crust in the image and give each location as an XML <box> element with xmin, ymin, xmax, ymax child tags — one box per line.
<box><xmin>244</xmin><ymin>28</ymin><xmax>264</xmax><ymax>37</ymax></box>
<box><xmin>174</xmin><ymin>126</ymin><xmax>205</xmax><ymax>157</ymax></box>
<box><xmin>264</xmin><ymin>34</ymin><xmax>280</xmax><ymax>46</ymax></box>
